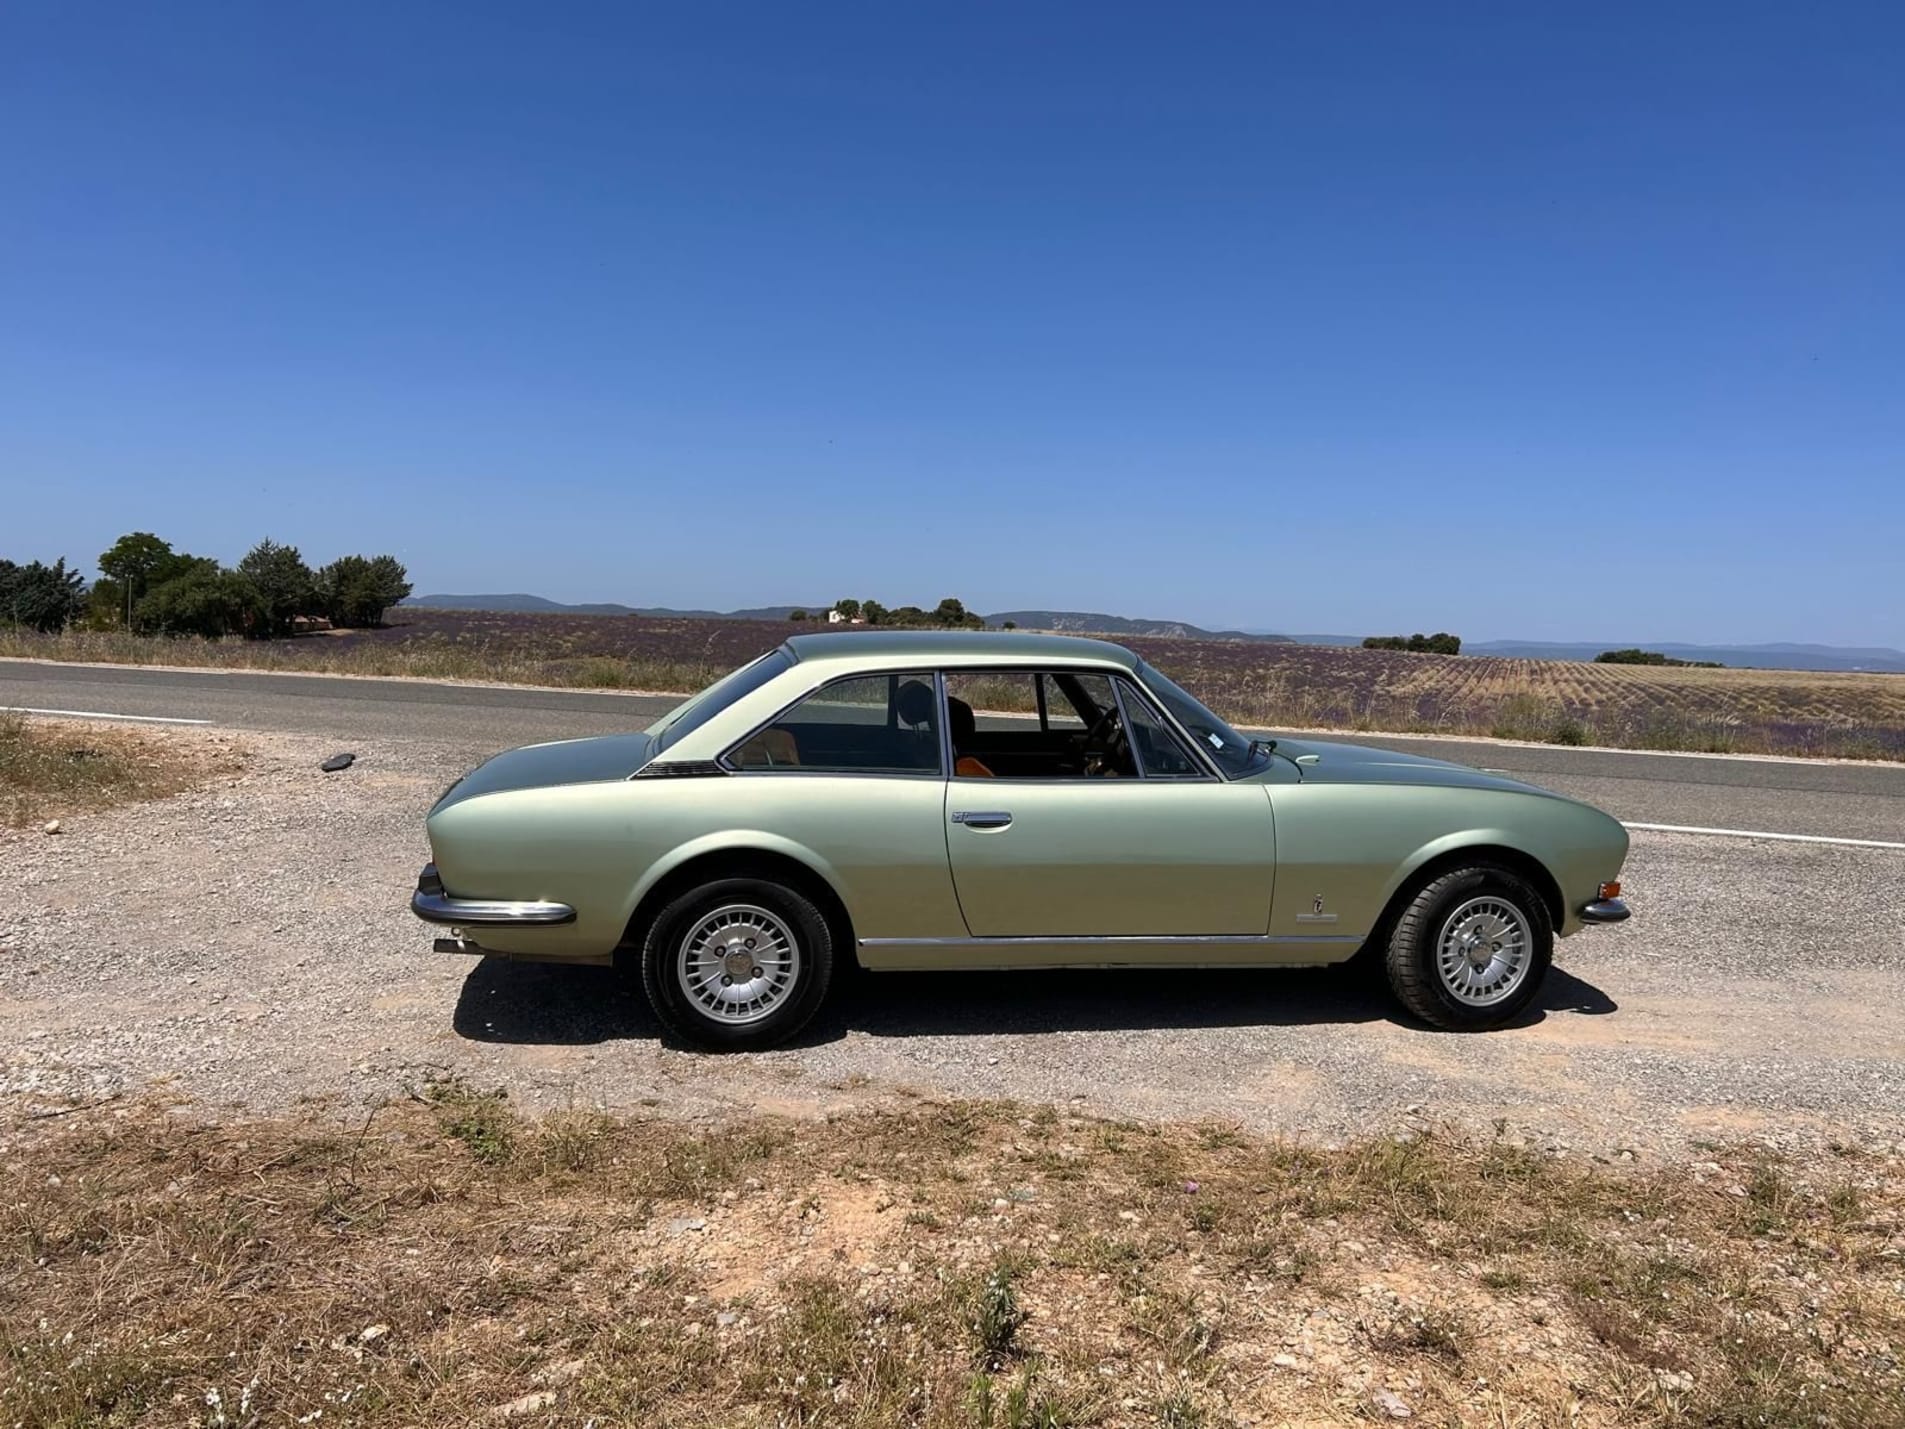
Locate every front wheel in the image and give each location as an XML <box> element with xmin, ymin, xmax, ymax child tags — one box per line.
<box><xmin>1384</xmin><ymin>865</ymin><xmax>1553</xmax><ymax>1030</ymax></box>
<box><xmin>639</xmin><ymin>877</ymin><xmax>835</xmax><ymax>1050</ymax></box>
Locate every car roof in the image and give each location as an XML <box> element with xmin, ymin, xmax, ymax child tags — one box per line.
<box><xmin>782</xmin><ymin>628</ymin><xmax>1140</xmax><ymax>670</ymax></box>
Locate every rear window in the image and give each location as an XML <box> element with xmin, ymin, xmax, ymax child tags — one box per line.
<box><xmin>651</xmin><ymin>648</ymin><xmax>794</xmax><ymax>751</ymax></box>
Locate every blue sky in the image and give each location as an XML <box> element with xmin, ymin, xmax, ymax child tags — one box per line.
<box><xmin>2</xmin><ymin>3</ymin><xmax>1899</xmax><ymax>644</ymax></box>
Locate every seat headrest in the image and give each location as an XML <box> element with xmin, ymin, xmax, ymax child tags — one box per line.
<box><xmin>895</xmin><ymin>679</ymin><xmax>936</xmax><ymax>729</ymax></box>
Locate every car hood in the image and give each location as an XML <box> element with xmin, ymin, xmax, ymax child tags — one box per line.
<box><xmin>1265</xmin><ymin>738</ymin><xmax>1555</xmax><ymax>796</ymax></box>
<box><xmin>432</xmin><ymin>732</ymin><xmax>658</xmax><ymax>813</ymax></box>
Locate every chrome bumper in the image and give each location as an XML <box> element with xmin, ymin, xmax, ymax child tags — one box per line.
<box><xmin>1580</xmin><ymin>897</ymin><xmax>1631</xmax><ymax>924</ymax></box>
<box><xmin>410</xmin><ymin>863</ymin><xmax>575</xmax><ymax>926</ymax></box>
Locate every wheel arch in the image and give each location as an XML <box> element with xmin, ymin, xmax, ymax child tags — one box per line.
<box><xmin>617</xmin><ymin>838</ymin><xmax>857</xmax><ymax>966</ymax></box>
<box><xmin>1366</xmin><ymin>837</ymin><xmax>1565</xmax><ymax>950</ymax></box>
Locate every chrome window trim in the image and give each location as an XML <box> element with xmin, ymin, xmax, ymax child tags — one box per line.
<box><xmin>717</xmin><ymin>667</ymin><xmax>946</xmax><ymax>778</ymax></box>
<box><xmin>934</xmin><ymin>669</ymin><xmax>956</xmax><ymax>778</ymax></box>
<box><xmin>1129</xmin><ymin>663</ymin><xmax>1244</xmax><ymax>781</ymax></box>
<box><xmin>1111</xmin><ymin>676</ymin><xmax>1217</xmax><ymax>781</ymax></box>
<box><xmin>941</xmin><ymin>664</ymin><xmax>1220</xmax><ymax>784</ymax></box>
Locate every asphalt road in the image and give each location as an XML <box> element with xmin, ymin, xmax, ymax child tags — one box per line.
<box><xmin>6</xmin><ymin>658</ymin><xmax>1903</xmax><ymax>1154</ymax></box>
<box><xmin>5</xmin><ymin>657</ymin><xmax>1902</xmax><ymax>842</ymax></box>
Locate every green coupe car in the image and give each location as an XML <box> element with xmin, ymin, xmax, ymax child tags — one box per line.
<box><xmin>412</xmin><ymin>631</ymin><xmax>1630</xmax><ymax>1048</ymax></box>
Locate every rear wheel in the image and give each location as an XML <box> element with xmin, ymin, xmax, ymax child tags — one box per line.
<box><xmin>639</xmin><ymin>877</ymin><xmax>834</xmax><ymax>1050</ymax></box>
<box><xmin>1384</xmin><ymin>865</ymin><xmax>1552</xmax><ymax>1030</ymax></box>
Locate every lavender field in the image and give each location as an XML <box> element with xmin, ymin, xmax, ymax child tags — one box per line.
<box><xmin>6</xmin><ymin>608</ymin><xmax>1903</xmax><ymax>759</ymax></box>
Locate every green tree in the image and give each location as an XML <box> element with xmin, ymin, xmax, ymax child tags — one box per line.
<box><xmin>97</xmin><ymin>532</ymin><xmax>176</xmax><ymax>626</ymax></box>
<box><xmin>789</xmin><ymin>609</ymin><xmax>809</xmax><ymax>622</ymax></box>
<box><xmin>832</xmin><ymin>598</ymin><xmax>861</xmax><ymax>620</ymax></box>
<box><xmin>316</xmin><ymin>553</ymin><xmax>412</xmax><ymax>628</ymax></box>
<box><xmin>237</xmin><ymin>540</ymin><xmax>318</xmax><ymax>638</ymax></box>
<box><xmin>1363</xmin><ymin>632</ymin><xmax>1462</xmax><ymax>655</ymax></box>
<box><xmin>860</xmin><ymin>600</ymin><xmax>887</xmax><ymax>625</ymax></box>
<box><xmin>0</xmin><ymin>558</ymin><xmax>88</xmax><ymax>632</ymax></box>
<box><xmin>135</xmin><ymin>567</ymin><xmax>263</xmax><ymax>638</ymax></box>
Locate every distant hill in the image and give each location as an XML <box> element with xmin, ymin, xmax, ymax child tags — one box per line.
<box><xmin>985</xmin><ymin>610</ymin><xmax>1293</xmax><ymax>642</ymax></box>
<box><xmin>405</xmin><ymin>594</ymin><xmax>816</xmax><ymax>621</ymax></box>
<box><xmin>406</xmin><ymin>595</ymin><xmax>1291</xmax><ymax>642</ymax></box>
<box><xmin>402</xmin><ymin>597</ymin><xmax>1899</xmax><ymax>672</ymax></box>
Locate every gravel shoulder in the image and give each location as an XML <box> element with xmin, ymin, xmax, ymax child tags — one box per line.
<box><xmin>3</xmin><ymin>723</ymin><xmax>1902</xmax><ymax>1161</ymax></box>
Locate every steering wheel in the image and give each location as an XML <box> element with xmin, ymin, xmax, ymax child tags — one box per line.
<box><xmin>1081</xmin><ymin>705</ymin><xmax>1129</xmax><ymax>776</ymax></box>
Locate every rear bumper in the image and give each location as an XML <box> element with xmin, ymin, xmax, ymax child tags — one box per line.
<box><xmin>1579</xmin><ymin>897</ymin><xmax>1631</xmax><ymax>924</ymax></box>
<box><xmin>409</xmin><ymin>863</ymin><xmax>576</xmax><ymax>926</ymax></box>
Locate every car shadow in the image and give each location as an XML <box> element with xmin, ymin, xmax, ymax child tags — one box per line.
<box><xmin>452</xmin><ymin>958</ymin><xmax>1617</xmax><ymax>1047</ymax></box>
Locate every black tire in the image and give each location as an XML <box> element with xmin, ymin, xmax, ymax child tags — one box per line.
<box><xmin>1384</xmin><ymin>864</ymin><xmax>1553</xmax><ymax>1030</ymax></box>
<box><xmin>639</xmin><ymin>877</ymin><xmax>834</xmax><ymax>1050</ymax></box>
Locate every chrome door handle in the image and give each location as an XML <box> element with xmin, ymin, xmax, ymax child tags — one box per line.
<box><xmin>951</xmin><ymin>810</ymin><xmax>1013</xmax><ymax>830</ymax></box>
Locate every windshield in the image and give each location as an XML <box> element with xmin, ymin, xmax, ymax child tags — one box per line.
<box><xmin>649</xmin><ymin>648</ymin><xmax>793</xmax><ymax>751</ymax></box>
<box><xmin>1135</xmin><ymin>661</ymin><xmax>1271</xmax><ymax>778</ymax></box>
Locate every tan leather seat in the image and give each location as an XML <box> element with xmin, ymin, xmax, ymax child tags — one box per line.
<box><xmin>948</xmin><ymin>698</ymin><xmax>995</xmax><ymax>777</ymax></box>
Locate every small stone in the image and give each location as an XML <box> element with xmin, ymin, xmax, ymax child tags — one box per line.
<box><xmin>1273</xmin><ymin>1353</ymin><xmax>1301</xmax><ymax>1368</ymax></box>
<box><xmin>359</xmin><ymin>1324</ymin><xmax>389</xmax><ymax>1344</ymax></box>
<box><xmin>666</xmin><ymin>1216</ymin><xmax>707</xmax><ymax>1235</ymax></box>
<box><xmin>42</xmin><ymin>820</ymin><xmax>60</xmax><ymax>835</ymax></box>
<box><xmin>1371</xmin><ymin>1386</ymin><xmax>1412</xmax><ymax>1419</ymax></box>
<box><xmin>715</xmin><ymin>1311</ymin><xmax>740</xmax><ymax>1327</ymax></box>
<box><xmin>492</xmin><ymin>1390</ymin><xmax>557</xmax><ymax>1419</ymax></box>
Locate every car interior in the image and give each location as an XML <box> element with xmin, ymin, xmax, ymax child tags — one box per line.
<box><xmin>946</xmin><ymin>672</ymin><xmax>1137</xmax><ymax>778</ymax></box>
<box><xmin>725</xmin><ymin>673</ymin><xmax>942</xmax><ymax>773</ymax></box>
<box><xmin>725</xmin><ymin>669</ymin><xmax>1179</xmax><ymax>778</ymax></box>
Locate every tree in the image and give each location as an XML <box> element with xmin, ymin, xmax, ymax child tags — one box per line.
<box><xmin>933</xmin><ymin>597</ymin><xmax>983</xmax><ymax>628</ymax></box>
<box><xmin>316</xmin><ymin>554</ymin><xmax>412</xmax><ymax>628</ymax></box>
<box><xmin>789</xmin><ymin>609</ymin><xmax>809</xmax><ymax>622</ymax></box>
<box><xmin>1363</xmin><ymin>632</ymin><xmax>1461</xmax><ymax>655</ymax></box>
<box><xmin>832</xmin><ymin>598</ymin><xmax>861</xmax><ymax>620</ymax></box>
<box><xmin>1001</xmin><ymin>620</ymin><xmax>1017</xmax><ymax>630</ymax></box>
<box><xmin>860</xmin><ymin>600</ymin><xmax>887</xmax><ymax>625</ymax></box>
<box><xmin>0</xmin><ymin>558</ymin><xmax>88</xmax><ymax>632</ymax></box>
<box><xmin>135</xmin><ymin>566</ymin><xmax>263</xmax><ymax>638</ymax></box>
<box><xmin>237</xmin><ymin>539</ymin><xmax>318</xmax><ymax>638</ymax></box>
<box><xmin>97</xmin><ymin>532</ymin><xmax>176</xmax><ymax>627</ymax></box>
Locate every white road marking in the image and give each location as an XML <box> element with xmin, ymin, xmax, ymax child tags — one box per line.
<box><xmin>1624</xmin><ymin>821</ymin><xmax>1905</xmax><ymax>850</ymax></box>
<box><xmin>2</xmin><ymin>706</ymin><xmax>212</xmax><ymax>726</ymax></box>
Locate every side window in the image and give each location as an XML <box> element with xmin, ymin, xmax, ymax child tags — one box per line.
<box><xmin>1117</xmin><ymin>680</ymin><xmax>1207</xmax><ymax>778</ymax></box>
<box><xmin>943</xmin><ymin>668</ymin><xmax>1134</xmax><ymax>778</ymax></box>
<box><xmin>727</xmin><ymin>672</ymin><xmax>941</xmax><ymax>774</ymax></box>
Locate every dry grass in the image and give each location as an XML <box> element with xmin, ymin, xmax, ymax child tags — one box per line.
<box><xmin>3</xmin><ymin>1090</ymin><xmax>1901</xmax><ymax>1427</ymax></box>
<box><xmin>0</xmin><ymin>714</ymin><xmax>239</xmax><ymax>827</ymax></box>
<box><xmin>6</xmin><ymin>610</ymin><xmax>1904</xmax><ymax>759</ymax></box>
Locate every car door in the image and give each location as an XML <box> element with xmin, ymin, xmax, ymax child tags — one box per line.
<box><xmin>941</xmin><ymin>669</ymin><xmax>1275</xmax><ymax>938</ymax></box>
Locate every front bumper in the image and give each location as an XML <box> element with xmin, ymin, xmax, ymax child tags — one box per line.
<box><xmin>1579</xmin><ymin>897</ymin><xmax>1631</xmax><ymax>924</ymax></box>
<box><xmin>410</xmin><ymin>863</ymin><xmax>576</xmax><ymax>926</ymax></box>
